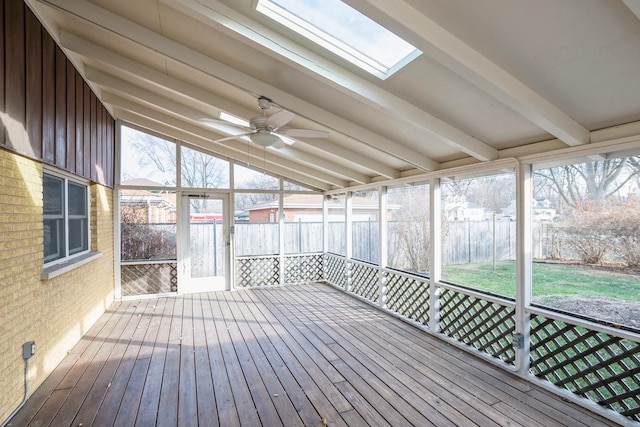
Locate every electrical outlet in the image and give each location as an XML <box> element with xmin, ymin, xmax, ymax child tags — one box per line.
<box><xmin>22</xmin><ymin>341</ymin><xmax>35</xmax><ymax>359</ymax></box>
<box><xmin>512</xmin><ymin>333</ymin><xmax>524</xmax><ymax>349</ymax></box>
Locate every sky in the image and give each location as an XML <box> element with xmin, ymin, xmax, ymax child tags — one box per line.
<box><xmin>265</xmin><ymin>0</ymin><xmax>417</xmax><ymax>69</ymax></box>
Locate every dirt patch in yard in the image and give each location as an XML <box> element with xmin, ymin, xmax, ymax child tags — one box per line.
<box><xmin>533</xmin><ymin>296</ymin><xmax>640</xmax><ymax>330</ymax></box>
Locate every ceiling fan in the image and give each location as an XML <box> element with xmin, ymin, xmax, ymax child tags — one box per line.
<box><xmin>202</xmin><ymin>96</ymin><xmax>329</xmax><ymax>148</ymax></box>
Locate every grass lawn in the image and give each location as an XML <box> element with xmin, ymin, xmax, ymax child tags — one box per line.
<box><xmin>442</xmin><ymin>261</ymin><xmax>640</xmax><ymax>302</ymax></box>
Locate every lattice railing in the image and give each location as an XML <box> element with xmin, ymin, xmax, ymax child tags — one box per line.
<box><xmin>350</xmin><ymin>261</ymin><xmax>379</xmax><ymax>303</ymax></box>
<box><xmin>386</xmin><ymin>271</ymin><xmax>430</xmax><ymax>326</ymax></box>
<box><xmin>235</xmin><ymin>256</ymin><xmax>280</xmax><ymax>288</ymax></box>
<box><xmin>439</xmin><ymin>287</ymin><xmax>516</xmax><ymax>365</ymax></box>
<box><xmin>284</xmin><ymin>254</ymin><xmax>323</xmax><ymax>284</ymax></box>
<box><xmin>324</xmin><ymin>254</ymin><xmax>347</xmax><ymax>288</ymax></box>
<box><xmin>530</xmin><ymin>314</ymin><xmax>640</xmax><ymax>422</ymax></box>
<box><xmin>120</xmin><ymin>262</ymin><xmax>177</xmax><ymax>296</ymax></box>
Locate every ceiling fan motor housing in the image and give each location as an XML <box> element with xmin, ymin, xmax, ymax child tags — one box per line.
<box><xmin>250</xmin><ymin>116</ymin><xmax>269</xmax><ymax>130</ymax></box>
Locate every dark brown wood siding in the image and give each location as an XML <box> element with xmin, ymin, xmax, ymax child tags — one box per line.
<box><xmin>1</xmin><ymin>0</ymin><xmax>114</xmax><ymax>187</ymax></box>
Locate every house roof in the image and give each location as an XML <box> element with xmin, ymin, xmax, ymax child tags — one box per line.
<box><xmin>28</xmin><ymin>0</ymin><xmax>640</xmax><ymax>191</ymax></box>
<box><xmin>120</xmin><ymin>188</ymin><xmax>176</xmax><ymax>207</ymax></box>
<box><xmin>121</xmin><ymin>178</ymin><xmax>166</xmax><ymax>187</ymax></box>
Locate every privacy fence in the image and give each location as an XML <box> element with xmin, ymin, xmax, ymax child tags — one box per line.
<box><xmin>121</xmin><ymin>221</ymin><xmax>571</xmax><ymax>295</ymax></box>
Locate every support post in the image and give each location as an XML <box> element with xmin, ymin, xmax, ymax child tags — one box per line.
<box><xmin>515</xmin><ymin>162</ymin><xmax>532</xmax><ymax>375</ymax></box>
<box><xmin>429</xmin><ymin>178</ymin><xmax>442</xmax><ymax>332</ymax></box>
<box><xmin>278</xmin><ymin>178</ymin><xmax>285</xmax><ymax>285</ymax></box>
<box><xmin>113</xmin><ymin>120</ymin><xmax>122</xmax><ymax>299</ymax></box>
<box><xmin>345</xmin><ymin>191</ymin><xmax>353</xmax><ymax>291</ymax></box>
<box><xmin>379</xmin><ymin>186</ymin><xmax>388</xmax><ymax>308</ymax></box>
<box><xmin>322</xmin><ymin>194</ymin><xmax>330</xmax><ymax>280</ymax></box>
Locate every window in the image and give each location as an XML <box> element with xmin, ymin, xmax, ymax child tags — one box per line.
<box><xmin>327</xmin><ymin>194</ymin><xmax>346</xmax><ymax>255</ymax></box>
<box><xmin>181</xmin><ymin>145</ymin><xmax>230</xmax><ymax>189</ymax></box>
<box><xmin>532</xmin><ymin>155</ymin><xmax>640</xmax><ymax>329</ymax></box>
<box><xmin>352</xmin><ymin>190</ymin><xmax>379</xmax><ymax>263</ymax></box>
<box><xmin>120</xmin><ymin>125</ymin><xmax>176</xmax><ymax>186</ymax></box>
<box><xmin>234</xmin><ymin>192</ymin><xmax>280</xmax><ymax>256</ymax></box>
<box><xmin>440</xmin><ymin>171</ymin><xmax>516</xmax><ymax>298</ymax></box>
<box><xmin>234</xmin><ymin>163</ymin><xmax>279</xmax><ymax>190</ymax></box>
<box><xmin>387</xmin><ymin>183</ymin><xmax>430</xmax><ymax>274</ymax></box>
<box><xmin>256</xmin><ymin>0</ymin><xmax>420</xmax><ymax>79</ymax></box>
<box><xmin>43</xmin><ymin>172</ymin><xmax>89</xmax><ymax>264</ymax></box>
<box><xmin>284</xmin><ymin>194</ymin><xmax>324</xmax><ymax>254</ymax></box>
<box><xmin>120</xmin><ymin>189</ymin><xmax>177</xmax><ymax>262</ymax></box>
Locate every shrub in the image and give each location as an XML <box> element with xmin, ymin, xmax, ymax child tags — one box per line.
<box><xmin>560</xmin><ymin>204</ymin><xmax>612</xmax><ymax>264</ymax></box>
<box><xmin>121</xmin><ymin>204</ymin><xmax>176</xmax><ymax>261</ymax></box>
<box><xmin>606</xmin><ymin>198</ymin><xmax>640</xmax><ymax>268</ymax></box>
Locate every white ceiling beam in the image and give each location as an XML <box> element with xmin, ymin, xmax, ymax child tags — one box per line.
<box><xmin>623</xmin><ymin>0</ymin><xmax>640</xmax><ymax>21</ymax></box>
<box><xmin>58</xmin><ymin>31</ymin><xmax>402</xmax><ymax>180</ymax></box>
<box><xmin>89</xmin><ymin>67</ymin><xmax>371</xmax><ymax>184</ymax></box>
<box><xmin>85</xmin><ymin>67</ymin><xmax>226</xmax><ymax>130</ymax></box>
<box><xmin>273</xmin><ymin>147</ymin><xmax>370</xmax><ymax>185</ymax></box>
<box><xmin>347</xmin><ymin>0</ymin><xmax>591</xmax><ymax>147</ymax></box>
<box><xmin>162</xmin><ymin>0</ymin><xmax>494</xmax><ymax>162</ymax></box>
<box><xmin>104</xmin><ymin>92</ymin><xmax>348</xmax><ymax>188</ymax></box>
<box><xmin>34</xmin><ymin>0</ymin><xmax>440</xmax><ymax>172</ymax></box>
<box><xmin>292</xmin><ymin>139</ymin><xmax>397</xmax><ymax>179</ymax></box>
<box><xmin>58</xmin><ymin>31</ymin><xmax>257</xmax><ymax>120</ymax></box>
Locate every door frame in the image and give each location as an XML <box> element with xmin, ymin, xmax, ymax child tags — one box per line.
<box><xmin>178</xmin><ymin>192</ymin><xmax>231</xmax><ymax>293</ymax></box>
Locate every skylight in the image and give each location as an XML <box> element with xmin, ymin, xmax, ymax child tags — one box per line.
<box><xmin>256</xmin><ymin>0</ymin><xmax>421</xmax><ymax>79</ymax></box>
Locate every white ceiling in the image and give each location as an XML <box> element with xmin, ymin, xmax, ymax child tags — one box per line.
<box><xmin>27</xmin><ymin>0</ymin><xmax>640</xmax><ymax>191</ymax></box>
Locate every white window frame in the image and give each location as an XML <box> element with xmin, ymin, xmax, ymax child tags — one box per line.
<box><xmin>43</xmin><ymin>168</ymin><xmax>91</xmax><ymax>266</ymax></box>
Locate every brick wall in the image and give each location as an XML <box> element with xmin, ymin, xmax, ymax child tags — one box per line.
<box><xmin>0</xmin><ymin>149</ymin><xmax>114</xmax><ymax>423</ymax></box>
<box><xmin>249</xmin><ymin>208</ymin><xmax>278</xmax><ymax>222</ymax></box>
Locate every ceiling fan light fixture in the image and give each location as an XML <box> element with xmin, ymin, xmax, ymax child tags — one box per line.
<box><xmin>250</xmin><ymin>130</ymin><xmax>279</xmax><ymax>147</ymax></box>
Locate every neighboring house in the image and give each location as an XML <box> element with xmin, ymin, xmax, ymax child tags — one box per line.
<box><xmin>245</xmin><ymin>194</ymin><xmax>394</xmax><ymax>222</ymax></box>
<box><xmin>501</xmin><ymin>198</ymin><xmax>556</xmax><ymax>221</ymax></box>
<box><xmin>120</xmin><ymin>189</ymin><xmax>177</xmax><ymax>223</ymax></box>
<box><xmin>443</xmin><ymin>196</ymin><xmax>488</xmax><ymax>221</ymax></box>
<box><xmin>120</xmin><ymin>179</ymin><xmax>177</xmax><ymax>223</ymax></box>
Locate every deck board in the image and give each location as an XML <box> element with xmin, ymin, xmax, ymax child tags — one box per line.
<box><xmin>8</xmin><ymin>283</ymin><xmax>621</xmax><ymax>427</ymax></box>
<box><xmin>277</xmin><ymin>287</ymin><xmax>520</xmax><ymax>426</ymax></box>
<box><xmin>135</xmin><ymin>295</ymin><xmax>175</xmax><ymax>427</ymax></box>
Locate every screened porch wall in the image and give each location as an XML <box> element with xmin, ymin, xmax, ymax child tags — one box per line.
<box><xmin>114</xmin><ymin>125</ymin><xmax>640</xmax><ymax>425</ymax></box>
<box><xmin>316</xmin><ymin>170</ymin><xmax>640</xmax><ymax>426</ymax></box>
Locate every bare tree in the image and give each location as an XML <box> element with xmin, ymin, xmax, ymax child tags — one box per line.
<box><xmin>442</xmin><ymin>179</ymin><xmax>472</xmax><ymax>199</ymax></box>
<box><xmin>234</xmin><ymin>173</ymin><xmax>280</xmax><ymax>213</ymax></box>
<box><xmin>534</xmin><ymin>157</ymin><xmax>640</xmax><ymax>208</ymax></box>
<box><xmin>130</xmin><ymin>134</ymin><xmax>229</xmax><ymax>212</ymax></box>
<box><xmin>129</xmin><ymin>133</ymin><xmax>176</xmax><ymax>183</ymax></box>
<box><xmin>467</xmin><ymin>174</ymin><xmax>515</xmax><ymax>213</ymax></box>
<box><xmin>387</xmin><ymin>185</ymin><xmax>431</xmax><ymax>272</ymax></box>
<box><xmin>131</xmin><ymin>134</ymin><xmax>228</xmax><ymax>188</ymax></box>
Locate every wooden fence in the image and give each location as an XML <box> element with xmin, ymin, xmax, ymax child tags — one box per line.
<box><xmin>121</xmin><ymin>220</ymin><xmax>564</xmax><ymax>271</ymax></box>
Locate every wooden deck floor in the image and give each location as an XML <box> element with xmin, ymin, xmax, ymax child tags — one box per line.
<box><xmin>9</xmin><ymin>283</ymin><xmax>619</xmax><ymax>427</ymax></box>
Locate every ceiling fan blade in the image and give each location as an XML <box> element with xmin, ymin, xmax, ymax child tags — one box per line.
<box><xmin>213</xmin><ymin>132</ymin><xmax>252</xmax><ymax>143</ymax></box>
<box><xmin>200</xmin><ymin>118</ymin><xmax>252</xmax><ymax>132</ymax></box>
<box><xmin>278</xmin><ymin>128</ymin><xmax>329</xmax><ymax>138</ymax></box>
<box><xmin>265</xmin><ymin>110</ymin><xmax>294</xmax><ymax>129</ymax></box>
